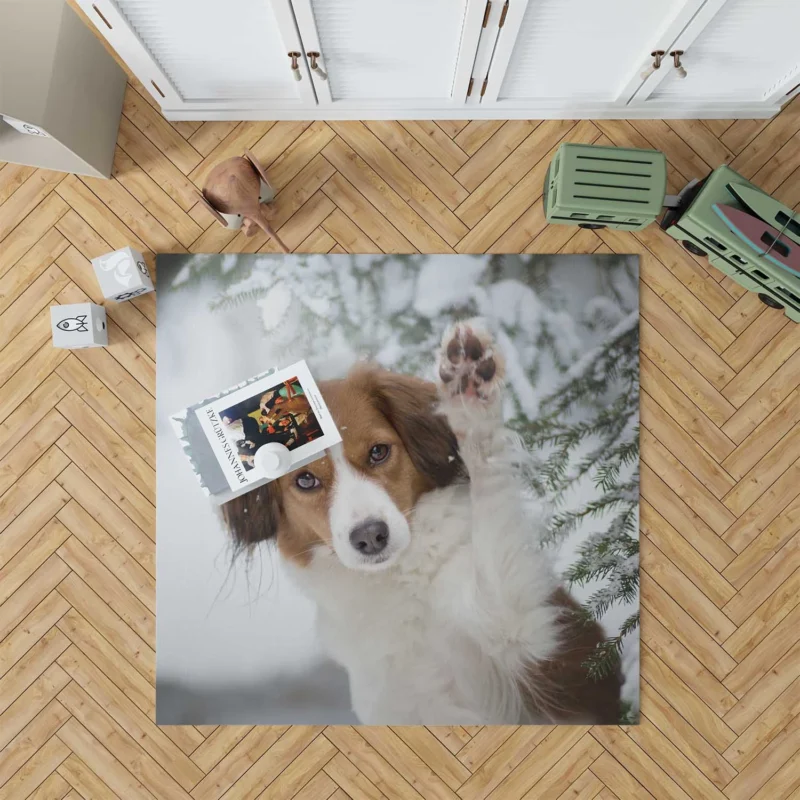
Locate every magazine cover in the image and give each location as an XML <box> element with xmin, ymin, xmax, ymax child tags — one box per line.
<box><xmin>194</xmin><ymin>360</ymin><xmax>340</xmax><ymax>491</ymax></box>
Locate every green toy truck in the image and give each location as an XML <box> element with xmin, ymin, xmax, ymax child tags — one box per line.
<box><xmin>544</xmin><ymin>143</ymin><xmax>800</xmax><ymax>322</ymax></box>
<box><xmin>543</xmin><ymin>143</ymin><xmax>667</xmax><ymax>231</ymax></box>
<box><xmin>659</xmin><ymin>165</ymin><xmax>800</xmax><ymax>323</ymax></box>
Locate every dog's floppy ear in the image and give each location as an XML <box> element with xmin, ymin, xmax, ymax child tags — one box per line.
<box><xmin>221</xmin><ymin>481</ymin><xmax>283</xmax><ymax>550</ymax></box>
<box><xmin>370</xmin><ymin>370</ymin><xmax>465</xmax><ymax>488</ymax></box>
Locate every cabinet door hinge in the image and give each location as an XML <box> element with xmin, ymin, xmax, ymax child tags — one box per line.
<box><xmin>482</xmin><ymin>0</ymin><xmax>492</xmax><ymax>27</ymax></box>
<box><xmin>480</xmin><ymin>77</ymin><xmax>488</xmax><ymax>97</ymax></box>
<box><xmin>499</xmin><ymin>1</ymin><xmax>509</xmax><ymax>27</ymax></box>
<box><xmin>467</xmin><ymin>77</ymin><xmax>474</xmax><ymax>97</ymax></box>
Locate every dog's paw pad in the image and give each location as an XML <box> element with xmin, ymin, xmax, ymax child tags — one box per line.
<box><xmin>437</xmin><ymin>320</ymin><xmax>503</xmax><ymax>403</ymax></box>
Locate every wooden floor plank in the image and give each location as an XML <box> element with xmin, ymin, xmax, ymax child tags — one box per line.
<box><xmin>634</xmin><ymin>226</ymin><xmax>737</xmax><ymax>321</ymax></box>
<box><xmin>641</xmin><ymin>392</ymin><xmax>735</xmax><ymax>499</ymax></box>
<box><xmin>55</xmin><ymin>464</ymin><xmax>154</xmax><ymax>574</ymax></box>
<box><xmin>0</xmin><ymin>446</ymin><xmax>70</xmax><ymax>537</ymax></box>
<box><xmin>111</xmin><ymin>148</ymin><xmax>203</xmax><ymax>248</ymax></box>
<box><xmin>0</xmin><ymin>555</ymin><xmax>70</xmax><ymax>644</ymax></box>
<box><xmin>453</xmin><ymin>121</ymin><xmax>539</xmax><ymax>192</ymax></box>
<box><xmin>0</xmin><ymin>733</ymin><xmax>70</xmax><ymax>800</ymax></box>
<box><xmin>642</xmin><ymin>612</ymin><xmax>737</xmax><ymax>717</ymax></box>
<box><xmin>57</xmin><ymin>645</ymin><xmax>203</xmax><ymax>790</ymax></box>
<box><xmin>56</xmin><ymin>680</ymin><xmax>193</xmax><ymax>800</ymax></box>
<box><xmin>0</xmin><ymin>591</ymin><xmax>70</xmax><ymax>682</ymax></box>
<box><xmin>641</xmin><ymin>538</ymin><xmax>736</xmax><ymax>644</ymax></box>
<box><xmin>722</xmin><ymin>388</ymin><xmax>800</xmax><ymax>479</ymax></box>
<box><xmin>724</xmin><ymin>548</ymin><xmax>800</xmax><ymax>637</ymax></box>
<box><xmin>322</xmin><ymin>173</ymin><xmax>414</xmax><ymax>253</ymax></box>
<box><xmin>57</xmin><ymin>500</ymin><xmax>154</xmax><ymax>612</ymax></box>
<box><xmin>0</xmin><ymin>228</ymin><xmax>68</xmax><ymax>317</ymax></box>
<box><xmin>0</xmin><ymin>374</ymin><xmax>69</xmax><ymax>471</ymax></box>
<box><xmin>454</xmin><ymin>119</ymin><xmax>579</xmax><ymax>229</ymax></box>
<box><xmin>641</xmin><ymin>501</ymin><xmax>736</xmax><ymax>608</ymax></box>
<box><xmin>458</xmin><ymin>121</ymin><xmax>601</xmax><ymax>252</ymax></box>
<box><xmin>122</xmin><ymin>85</ymin><xmax>202</xmax><ymax>176</ymax></box>
<box><xmin>723</xmin><ymin>677</ymin><xmax>800</xmax><ymax>772</ymax></box>
<box><xmin>0</xmin><ymin>193</ymin><xmax>69</xmax><ymax>280</ymax></box>
<box><xmin>0</xmin><ymin>170</ymin><xmax>66</xmax><ymax>243</ymax></box>
<box><xmin>265</xmin><ymin>122</ymin><xmax>336</xmax><ymax>191</ymax></box>
<box><xmin>640</xmin><ymin>320</ymin><xmax>736</xmax><ymax>427</ymax></box>
<box><xmin>453</xmin><ymin>121</ymin><xmax>506</xmax><ymax>155</ymax></box>
<box><xmin>639</xmin><ymin>680</ymin><xmax>737</xmax><ymax>790</ymax></box>
<box><xmin>57</xmin><ymin>752</ymin><xmax>123</xmax><ymax>800</ymax></box>
<box><xmin>189</xmin><ymin>725</ymin><xmax>288</xmax><ymax>800</ymax></box>
<box><xmin>722</xmin><ymin>461</ymin><xmax>800</xmax><ymax>553</ymax></box>
<box><xmin>399</xmin><ymin>121</ymin><xmax>469</xmax><ymax>175</ymax></box>
<box><xmin>55</xmin><ymin>428</ymin><xmax>154</xmax><ymax>537</ymax></box>
<box><xmin>1</xmin><ymin>700</ymin><xmax>72</xmax><ymax>795</ymax></box>
<box><xmin>56</xmin><ymin>571</ymin><xmax>154</xmax><ymax>682</ymax></box>
<box><xmin>116</xmin><ymin>116</ymin><xmax>201</xmax><ymax>212</ymax></box>
<box><xmin>56</xmin><ymin>716</ymin><xmax>158</xmax><ymax>800</ymax></box>
<box><xmin>364</xmin><ymin>120</ymin><xmax>469</xmax><ymax>210</ymax></box>
<box><xmin>639</xmin><ymin>356</ymin><xmax>736</xmax><ymax>463</ymax></box>
<box><xmin>323</xmin><ymin>132</ymin><xmax>458</xmax><ymax>250</ymax></box>
<box><xmin>0</xmin><ymin>163</ymin><xmax>36</xmax><ymax>206</ymax></box>
<box><xmin>187</xmin><ymin>121</ymin><xmax>239</xmax><ymax>158</ymax></box>
<box><xmin>56</xmin><ymin>607</ymin><xmax>154</xmax><ymax>718</ymax></box>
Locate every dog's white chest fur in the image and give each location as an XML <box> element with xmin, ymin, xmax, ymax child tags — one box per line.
<box><xmin>289</xmin><ymin>482</ymin><xmax>560</xmax><ymax>724</ymax></box>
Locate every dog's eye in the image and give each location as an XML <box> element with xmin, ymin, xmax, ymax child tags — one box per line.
<box><xmin>295</xmin><ymin>472</ymin><xmax>321</xmax><ymax>490</ymax></box>
<box><xmin>369</xmin><ymin>444</ymin><xmax>390</xmax><ymax>465</ymax></box>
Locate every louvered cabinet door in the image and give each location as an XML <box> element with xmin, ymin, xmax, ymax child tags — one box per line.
<box><xmin>76</xmin><ymin>0</ymin><xmax>316</xmax><ymax>112</ymax></box>
<box><xmin>631</xmin><ymin>0</ymin><xmax>800</xmax><ymax>109</ymax></box>
<box><xmin>289</xmin><ymin>0</ymin><xmax>486</xmax><ymax>108</ymax></box>
<box><xmin>478</xmin><ymin>0</ymin><xmax>705</xmax><ymax>110</ymax></box>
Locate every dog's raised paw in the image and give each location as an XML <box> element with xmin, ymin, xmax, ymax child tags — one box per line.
<box><xmin>437</xmin><ymin>319</ymin><xmax>504</xmax><ymax>404</ymax></box>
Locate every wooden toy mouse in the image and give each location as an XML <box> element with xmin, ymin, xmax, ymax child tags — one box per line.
<box><xmin>197</xmin><ymin>149</ymin><xmax>289</xmax><ymax>253</ymax></box>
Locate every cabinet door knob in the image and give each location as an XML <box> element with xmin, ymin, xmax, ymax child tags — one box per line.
<box><xmin>670</xmin><ymin>50</ymin><xmax>687</xmax><ymax>79</ymax></box>
<box><xmin>640</xmin><ymin>50</ymin><xmax>665</xmax><ymax>81</ymax></box>
<box><xmin>307</xmin><ymin>52</ymin><xmax>328</xmax><ymax>81</ymax></box>
<box><xmin>288</xmin><ymin>52</ymin><xmax>302</xmax><ymax>81</ymax></box>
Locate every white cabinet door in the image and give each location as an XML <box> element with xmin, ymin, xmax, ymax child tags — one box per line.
<box><xmin>76</xmin><ymin>0</ymin><xmax>316</xmax><ymax>112</ymax></box>
<box><xmin>478</xmin><ymin>0</ymin><xmax>705</xmax><ymax>110</ymax></box>
<box><xmin>631</xmin><ymin>0</ymin><xmax>800</xmax><ymax>108</ymax></box>
<box><xmin>290</xmin><ymin>0</ymin><xmax>486</xmax><ymax>109</ymax></box>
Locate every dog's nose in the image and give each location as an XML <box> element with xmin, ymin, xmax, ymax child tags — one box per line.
<box><xmin>349</xmin><ymin>519</ymin><xmax>389</xmax><ymax>555</ymax></box>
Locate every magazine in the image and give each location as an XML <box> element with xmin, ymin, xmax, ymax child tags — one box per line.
<box><xmin>173</xmin><ymin>360</ymin><xmax>340</xmax><ymax>501</ymax></box>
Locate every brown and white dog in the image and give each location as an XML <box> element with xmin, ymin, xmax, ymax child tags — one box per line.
<box><xmin>223</xmin><ymin>320</ymin><xmax>621</xmax><ymax>724</ymax></box>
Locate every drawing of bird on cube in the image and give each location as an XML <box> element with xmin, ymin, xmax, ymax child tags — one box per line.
<box><xmin>91</xmin><ymin>246</ymin><xmax>154</xmax><ymax>302</ymax></box>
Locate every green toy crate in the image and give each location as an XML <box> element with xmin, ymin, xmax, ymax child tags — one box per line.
<box><xmin>544</xmin><ymin>143</ymin><xmax>667</xmax><ymax>231</ymax></box>
<box><xmin>660</xmin><ymin>165</ymin><xmax>800</xmax><ymax>323</ymax></box>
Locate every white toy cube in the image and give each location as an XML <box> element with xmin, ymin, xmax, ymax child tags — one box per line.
<box><xmin>91</xmin><ymin>246</ymin><xmax>154</xmax><ymax>302</ymax></box>
<box><xmin>51</xmin><ymin>303</ymin><xmax>107</xmax><ymax>349</ymax></box>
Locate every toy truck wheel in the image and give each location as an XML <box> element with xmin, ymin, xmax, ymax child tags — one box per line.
<box><xmin>578</xmin><ymin>223</ymin><xmax>606</xmax><ymax>230</ymax></box>
<box><xmin>682</xmin><ymin>240</ymin><xmax>707</xmax><ymax>257</ymax></box>
<box><xmin>758</xmin><ymin>293</ymin><xmax>784</xmax><ymax>310</ymax></box>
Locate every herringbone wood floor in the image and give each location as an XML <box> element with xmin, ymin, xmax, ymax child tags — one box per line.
<box><xmin>2</xmin><ymin>56</ymin><xmax>800</xmax><ymax>799</ymax></box>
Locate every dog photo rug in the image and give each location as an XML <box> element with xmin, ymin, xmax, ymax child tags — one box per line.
<box><xmin>156</xmin><ymin>253</ymin><xmax>640</xmax><ymax>725</ymax></box>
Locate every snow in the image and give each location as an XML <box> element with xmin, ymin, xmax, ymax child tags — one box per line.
<box><xmin>171</xmin><ymin>263</ymin><xmax>191</xmax><ymax>287</ymax></box>
<box><xmin>258</xmin><ymin>282</ymin><xmax>293</xmax><ymax>332</ymax></box>
<box><xmin>563</xmin><ymin>309</ymin><xmax>639</xmax><ymax>383</ymax></box>
<box><xmin>497</xmin><ymin>327</ymin><xmax>540</xmax><ymax>419</ymax></box>
<box><xmin>413</xmin><ymin>257</ymin><xmax>487</xmax><ymax>316</ymax></box>
<box><xmin>221</xmin><ymin>254</ymin><xmax>238</xmax><ymax>274</ymax></box>
<box><xmin>584</xmin><ymin>295</ymin><xmax>624</xmax><ymax>329</ymax></box>
<box><xmin>381</xmin><ymin>259</ymin><xmax>416</xmax><ymax>314</ymax></box>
